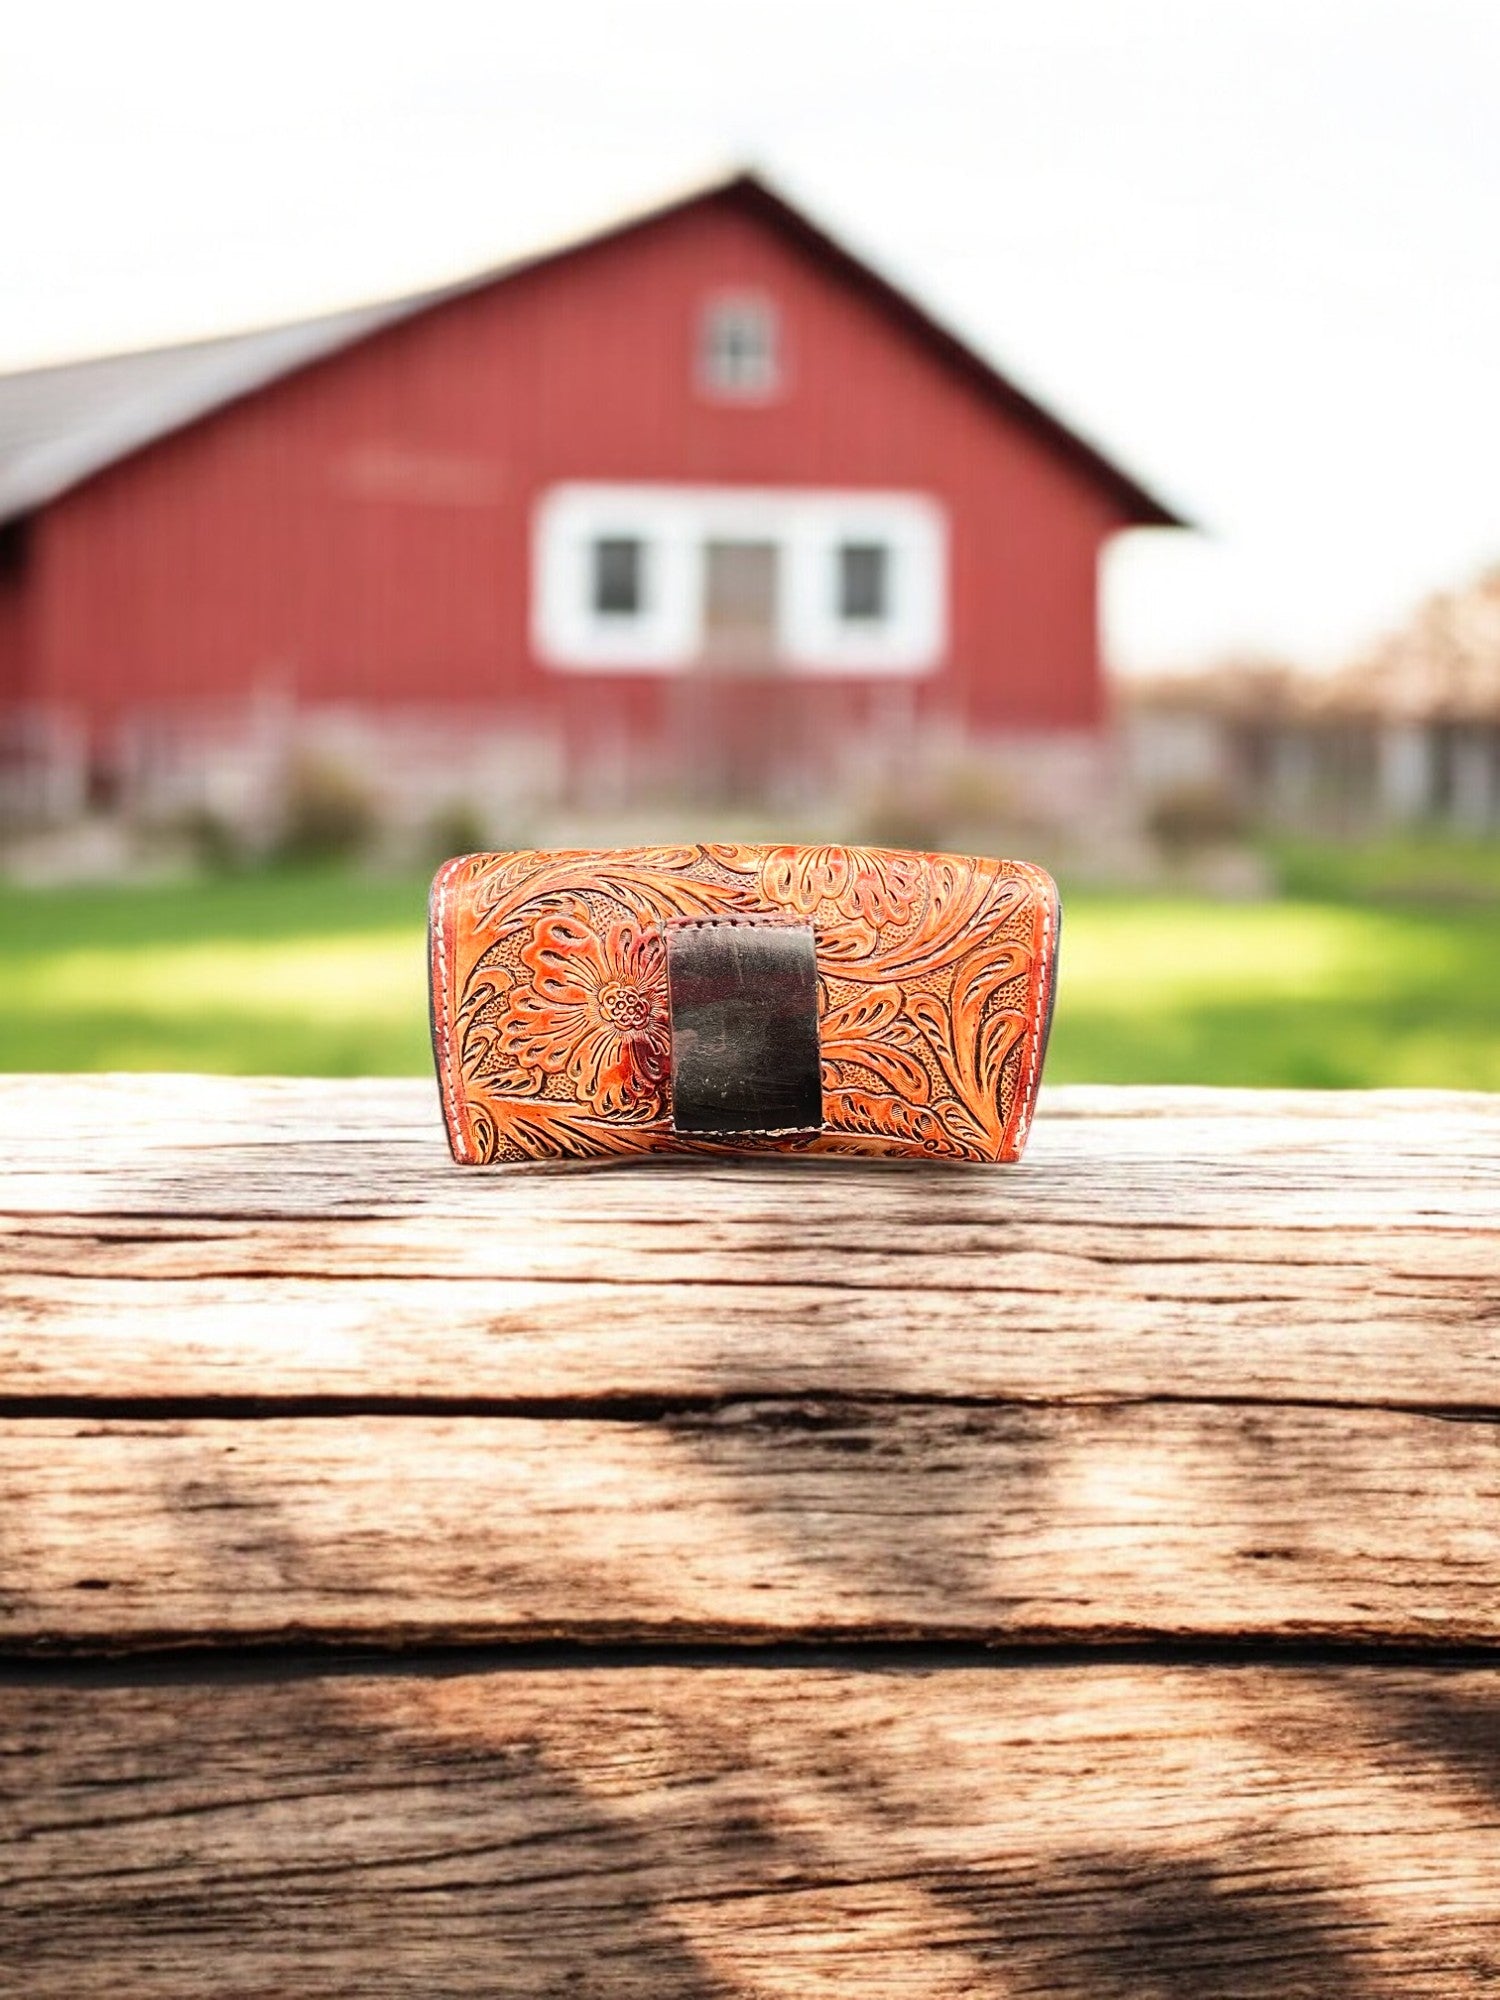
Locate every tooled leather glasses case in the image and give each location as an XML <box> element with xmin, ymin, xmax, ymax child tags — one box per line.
<box><xmin>429</xmin><ymin>843</ymin><xmax>1059</xmax><ymax>1165</ymax></box>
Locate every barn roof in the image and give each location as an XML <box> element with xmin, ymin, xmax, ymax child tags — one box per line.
<box><xmin>0</xmin><ymin>172</ymin><xmax>1185</xmax><ymax>531</ymax></box>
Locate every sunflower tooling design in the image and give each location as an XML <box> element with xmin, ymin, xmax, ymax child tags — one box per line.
<box><xmin>430</xmin><ymin>843</ymin><xmax>1058</xmax><ymax>1165</ymax></box>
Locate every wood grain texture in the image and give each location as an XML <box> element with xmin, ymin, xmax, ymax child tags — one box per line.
<box><xmin>2</xmin><ymin>1078</ymin><xmax>1497</xmax><ymax>1408</ymax></box>
<box><xmin>4</xmin><ymin>1664</ymin><xmax>1500</xmax><ymax>1997</ymax></box>
<box><xmin>4</xmin><ymin>1076</ymin><xmax>1498</xmax><ymax>1218</ymax></box>
<box><xmin>4</xmin><ymin>1077</ymin><xmax>1499</xmax><ymax>1992</ymax></box>
<box><xmin>4</xmin><ymin>1402</ymin><xmax>1498</xmax><ymax>1649</ymax></box>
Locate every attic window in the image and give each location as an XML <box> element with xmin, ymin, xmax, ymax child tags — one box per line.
<box><xmin>700</xmin><ymin>296</ymin><xmax>780</xmax><ymax>400</ymax></box>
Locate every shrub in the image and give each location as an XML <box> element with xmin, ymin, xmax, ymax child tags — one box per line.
<box><xmin>169</xmin><ymin>803</ymin><xmax>244</xmax><ymax>872</ymax></box>
<box><xmin>857</xmin><ymin>761</ymin><xmax>1024</xmax><ymax>853</ymax></box>
<box><xmin>424</xmin><ymin>799</ymin><xmax>492</xmax><ymax>865</ymax></box>
<box><xmin>275</xmin><ymin>754</ymin><xmax>378</xmax><ymax>864</ymax></box>
<box><xmin>1146</xmin><ymin>782</ymin><xmax>1246</xmax><ymax>856</ymax></box>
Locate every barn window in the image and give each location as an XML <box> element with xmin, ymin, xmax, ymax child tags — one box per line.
<box><xmin>837</xmin><ymin>543</ymin><xmax>889</xmax><ymax>623</ymax></box>
<box><xmin>534</xmin><ymin>483</ymin><xmax>945</xmax><ymax>675</ymax></box>
<box><xmin>592</xmin><ymin>537</ymin><xmax>644</xmax><ymax>616</ymax></box>
<box><xmin>699</xmin><ymin>296</ymin><xmax>780</xmax><ymax>400</ymax></box>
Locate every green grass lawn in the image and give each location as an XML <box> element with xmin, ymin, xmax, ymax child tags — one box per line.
<box><xmin>1</xmin><ymin>855</ymin><xmax>1497</xmax><ymax>1087</ymax></box>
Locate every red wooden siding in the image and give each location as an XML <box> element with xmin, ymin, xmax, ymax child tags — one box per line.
<box><xmin>7</xmin><ymin>188</ymin><xmax>1140</xmax><ymax>754</ymax></box>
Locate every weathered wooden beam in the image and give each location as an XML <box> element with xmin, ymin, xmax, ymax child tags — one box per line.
<box><xmin>2</xmin><ymin>1082</ymin><xmax>1496</xmax><ymax>1410</ymax></box>
<box><xmin>2</xmin><ymin>1079</ymin><xmax>1497</xmax><ymax>1228</ymax></box>
<box><xmin>5</xmin><ymin>1402</ymin><xmax>1497</xmax><ymax>1650</ymax></box>
<box><xmin>1</xmin><ymin>1257</ymin><xmax>1494</xmax><ymax>1405</ymax></box>
<box><xmin>4</xmin><ymin>1663</ymin><xmax>1498</xmax><ymax>1996</ymax></box>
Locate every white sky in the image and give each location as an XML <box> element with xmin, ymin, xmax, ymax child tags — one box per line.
<box><xmin>2</xmin><ymin>0</ymin><xmax>1497</xmax><ymax>674</ymax></box>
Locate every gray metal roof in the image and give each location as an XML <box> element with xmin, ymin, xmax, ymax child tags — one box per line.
<box><xmin>0</xmin><ymin>294</ymin><xmax>448</xmax><ymax>527</ymax></box>
<box><xmin>0</xmin><ymin>178</ymin><xmax>708</xmax><ymax>529</ymax></box>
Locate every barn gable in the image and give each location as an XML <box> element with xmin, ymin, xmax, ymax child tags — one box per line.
<box><xmin>0</xmin><ymin>172</ymin><xmax>1181</xmax><ymax>534</ymax></box>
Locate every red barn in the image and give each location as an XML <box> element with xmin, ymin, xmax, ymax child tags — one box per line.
<box><xmin>0</xmin><ymin>173</ymin><xmax>1179</xmax><ymax>827</ymax></box>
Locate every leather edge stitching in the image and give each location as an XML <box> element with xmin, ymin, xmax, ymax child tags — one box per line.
<box><xmin>432</xmin><ymin>856</ymin><xmax>475</xmax><ymax>1164</ymax></box>
<box><xmin>1008</xmin><ymin>859</ymin><xmax>1057</xmax><ymax>1158</ymax></box>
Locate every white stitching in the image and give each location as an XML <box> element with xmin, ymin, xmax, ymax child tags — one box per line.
<box><xmin>685</xmin><ymin>1124</ymin><xmax>820</xmax><ymax>1139</ymax></box>
<box><xmin>1009</xmin><ymin>860</ymin><xmax>1056</xmax><ymax>1155</ymax></box>
<box><xmin>433</xmin><ymin>857</ymin><xmax>472</xmax><ymax>1163</ymax></box>
<box><xmin>665</xmin><ymin>915</ymin><xmax>803</xmax><ymax>930</ymax></box>
<box><xmin>1012</xmin><ymin>861</ymin><xmax>1053</xmax><ymax>1151</ymax></box>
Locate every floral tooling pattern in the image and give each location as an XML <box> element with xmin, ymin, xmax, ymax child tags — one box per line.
<box><xmin>431</xmin><ymin>843</ymin><xmax>1057</xmax><ymax>1165</ymax></box>
<box><xmin>498</xmin><ymin>907</ymin><xmax>669</xmax><ymax>1118</ymax></box>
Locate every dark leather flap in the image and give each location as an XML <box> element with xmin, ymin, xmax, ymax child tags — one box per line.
<box><xmin>665</xmin><ymin>918</ymin><xmax>823</xmax><ymax>1136</ymax></box>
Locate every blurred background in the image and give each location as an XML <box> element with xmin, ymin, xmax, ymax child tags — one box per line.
<box><xmin>1</xmin><ymin>0</ymin><xmax>1497</xmax><ymax>1089</ymax></box>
